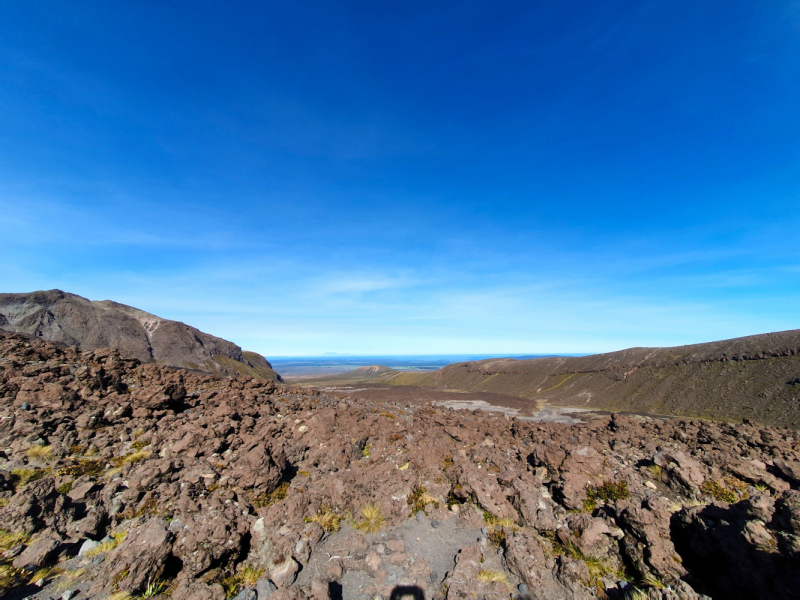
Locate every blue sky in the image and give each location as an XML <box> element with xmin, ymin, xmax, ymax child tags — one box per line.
<box><xmin>1</xmin><ymin>1</ymin><xmax>799</xmax><ymax>356</ymax></box>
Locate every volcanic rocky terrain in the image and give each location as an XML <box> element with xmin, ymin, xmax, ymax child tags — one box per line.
<box><xmin>1</xmin><ymin>331</ymin><xmax>800</xmax><ymax>599</ymax></box>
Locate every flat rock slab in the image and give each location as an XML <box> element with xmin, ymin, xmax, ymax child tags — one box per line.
<box><xmin>296</xmin><ymin>514</ymin><xmax>482</xmax><ymax>599</ymax></box>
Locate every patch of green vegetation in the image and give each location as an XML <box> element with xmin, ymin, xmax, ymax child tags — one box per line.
<box><xmin>700</xmin><ymin>479</ymin><xmax>740</xmax><ymax>503</ymax></box>
<box><xmin>584</xmin><ymin>480</ymin><xmax>630</xmax><ymax>511</ymax></box>
<box><xmin>253</xmin><ymin>481</ymin><xmax>290</xmax><ymax>508</ymax></box>
<box><xmin>547</xmin><ymin>534</ymin><xmax>625</xmax><ymax>591</ymax></box>
<box><xmin>362</xmin><ymin>444</ymin><xmax>372</xmax><ymax>458</ymax></box>
<box><xmin>646</xmin><ymin>464</ymin><xmax>663</xmax><ymax>480</ymax></box>
<box><xmin>442</xmin><ymin>454</ymin><xmax>454</xmax><ymax>469</ymax></box>
<box><xmin>58</xmin><ymin>458</ymin><xmax>104</xmax><ymax>478</ymax></box>
<box><xmin>56</xmin><ymin>482</ymin><xmax>73</xmax><ymax>495</ymax></box>
<box><xmin>407</xmin><ymin>484</ymin><xmax>439</xmax><ymax>515</ymax></box>
<box><xmin>130</xmin><ymin>439</ymin><xmax>150</xmax><ymax>451</ymax></box>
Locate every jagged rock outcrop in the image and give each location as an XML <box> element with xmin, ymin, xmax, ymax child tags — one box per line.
<box><xmin>0</xmin><ymin>290</ymin><xmax>282</xmax><ymax>380</ymax></box>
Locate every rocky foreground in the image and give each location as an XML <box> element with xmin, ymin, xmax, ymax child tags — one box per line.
<box><xmin>1</xmin><ymin>332</ymin><xmax>799</xmax><ymax>600</ymax></box>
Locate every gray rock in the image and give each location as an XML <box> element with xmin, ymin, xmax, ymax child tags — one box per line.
<box><xmin>430</xmin><ymin>571</ymin><xmax>439</xmax><ymax>582</ymax></box>
<box><xmin>480</xmin><ymin>526</ymin><xmax>488</xmax><ymax>534</ymax></box>
<box><xmin>62</xmin><ymin>591</ymin><xmax>76</xmax><ymax>600</ymax></box>
<box><xmin>269</xmin><ymin>556</ymin><xmax>299</xmax><ymax>588</ymax></box>
<box><xmin>232</xmin><ymin>588</ymin><xmax>257</xmax><ymax>600</ymax></box>
<box><xmin>20</xmin><ymin>402</ymin><xmax>30</xmax><ymax>410</ymax></box>
<box><xmin>518</xmin><ymin>583</ymin><xmax>528</xmax><ymax>593</ymax></box>
<box><xmin>256</xmin><ymin>576</ymin><xmax>277</xmax><ymax>599</ymax></box>
<box><xmin>415</xmin><ymin>511</ymin><xmax>425</xmax><ymax>522</ymax></box>
<box><xmin>79</xmin><ymin>538</ymin><xmax>100</xmax><ymax>556</ymax></box>
<box><xmin>431</xmin><ymin>519</ymin><xmax>439</xmax><ymax>528</ymax></box>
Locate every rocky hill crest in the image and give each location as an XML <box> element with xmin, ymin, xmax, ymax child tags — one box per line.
<box><xmin>0</xmin><ymin>290</ymin><xmax>281</xmax><ymax>381</ymax></box>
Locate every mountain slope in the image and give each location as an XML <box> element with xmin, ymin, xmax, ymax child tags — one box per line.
<box><xmin>401</xmin><ymin>330</ymin><xmax>800</xmax><ymax>427</ymax></box>
<box><xmin>300</xmin><ymin>331</ymin><xmax>800</xmax><ymax>427</ymax></box>
<box><xmin>0</xmin><ymin>290</ymin><xmax>282</xmax><ymax>380</ymax></box>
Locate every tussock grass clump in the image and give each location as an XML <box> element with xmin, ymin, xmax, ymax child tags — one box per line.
<box><xmin>11</xmin><ymin>467</ymin><xmax>48</xmax><ymax>489</ymax></box>
<box><xmin>56</xmin><ymin>567</ymin><xmax>86</xmax><ymax>592</ymax></box>
<box><xmin>26</xmin><ymin>444</ymin><xmax>53</xmax><ymax>461</ymax></box>
<box><xmin>308</xmin><ymin>505</ymin><xmax>342</xmax><ymax>532</ymax></box>
<box><xmin>355</xmin><ymin>503</ymin><xmax>385</xmax><ymax>533</ymax></box>
<box><xmin>222</xmin><ymin>566</ymin><xmax>264</xmax><ymax>598</ymax></box>
<box><xmin>477</xmin><ymin>569</ymin><xmax>508</xmax><ymax>584</ymax></box>
<box><xmin>29</xmin><ymin>565</ymin><xmax>63</xmax><ymax>585</ymax></box>
<box><xmin>86</xmin><ymin>531</ymin><xmax>127</xmax><ymax>557</ymax></box>
<box><xmin>111</xmin><ymin>449</ymin><xmax>150</xmax><ymax>467</ymax></box>
<box><xmin>0</xmin><ymin>564</ymin><xmax>23</xmax><ymax>590</ymax></box>
<box><xmin>0</xmin><ymin>529</ymin><xmax>30</xmax><ymax>551</ymax></box>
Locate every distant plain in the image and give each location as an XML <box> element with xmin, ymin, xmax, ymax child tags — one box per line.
<box><xmin>270</xmin><ymin>354</ymin><xmax>573</xmax><ymax>378</ymax></box>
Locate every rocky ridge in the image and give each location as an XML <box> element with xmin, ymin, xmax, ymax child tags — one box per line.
<box><xmin>0</xmin><ymin>290</ymin><xmax>282</xmax><ymax>381</ymax></box>
<box><xmin>0</xmin><ymin>331</ymin><xmax>799</xmax><ymax>599</ymax></box>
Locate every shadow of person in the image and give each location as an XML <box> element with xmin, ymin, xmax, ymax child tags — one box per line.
<box><xmin>328</xmin><ymin>581</ymin><xmax>343</xmax><ymax>600</ymax></box>
<box><xmin>390</xmin><ymin>585</ymin><xmax>425</xmax><ymax>600</ymax></box>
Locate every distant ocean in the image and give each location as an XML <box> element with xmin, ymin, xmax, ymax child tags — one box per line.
<box><xmin>269</xmin><ymin>354</ymin><xmax>580</xmax><ymax>377</ymax></box>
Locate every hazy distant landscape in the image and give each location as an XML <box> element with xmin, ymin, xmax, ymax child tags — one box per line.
<box><xmin>270</xmin><ymin>353</ymin><xmax>571</xmax><ymax>377</ymax></box>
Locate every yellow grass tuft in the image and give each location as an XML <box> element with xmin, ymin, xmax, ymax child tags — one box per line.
<box><xmin>0</xmin><ymin>564</ymin><xmax>23</xmax><ymax>590</ymax></box>
<box><xmin>0</xmin><ymin>529</ymin><xmax>30</xmax><ymax>551</ymax></box>
<box><xmin>355</xmin><ymin>503</ymin><xmax>385</xmax><ymax>533</ymax></box>
<box><xmin>86</xmin><ymin>531</ymin><xmax>127</xmax><ymax>557</ymax></box>
<box><xmin>56</xmin><ymin>567</ymin><xmax>86</xmax><ymax>592</ymax></box>
<box><xmin>477</xmin><ymin>569</ymin><xmax>508</xmax><ymax>584</ymax></box>
<box><xmin>11</xmin><ymin>467</ymin><xmax>48</xmax><ymax>488</ymax></box>
<box><xmin>309</xmin><ymin>506</ymin><xmax>342</xmax><ymax>532</ymax></box>
<box><xmin>29</xmin><ymin>565</ymin><xmax>63</xmax><ymax>584</ymax></box>
<box><xmin>104</xmin><ymin>592</ymin><xmax>132</xmax><ymax>600</ymax></box>
<box><xmin>26</xmin><ymin>445</ymin><xmax>53</xmax><ymax>461</ymax></box>
<box><xmin>222</xmin><ymin>566</ymin><xmax>264</xmax><ymax>598</ymax></box>
<box><xmin>119</xmin><ymin>449</ymin><xmax>150</xmax><ymax>465</ymax></box>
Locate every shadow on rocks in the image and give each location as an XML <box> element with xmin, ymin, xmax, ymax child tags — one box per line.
<box><xmin>670</xmin><ymin>495</ymin><xmax>800</xmax><ymax>599</ymax></box>
<box><xmin>389</xmin><ymin>586</ymin><xmax>424</xmax><ymax>600</ymax></box>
